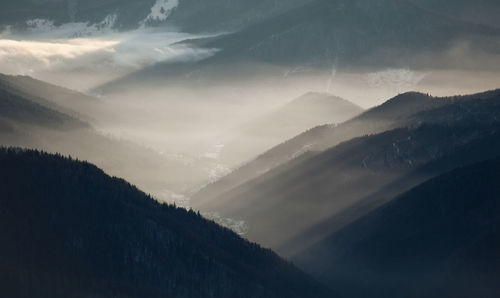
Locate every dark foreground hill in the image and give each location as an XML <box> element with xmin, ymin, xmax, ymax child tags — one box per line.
<box><xmin>0</xmin><ymin>148</ymin><xmax>330</xmax><ymax>298</ymax></box>
<box><xmin>294</xmin><ymin>158</ymin><xmax>500</xmax><ymax>298</ymax></box>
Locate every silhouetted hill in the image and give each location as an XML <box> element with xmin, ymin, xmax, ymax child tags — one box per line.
<box><xmin>294</xmin><ymin>158</ymin><xmax>500</xmax><ymax>297</ymax></box>
<box><xmin>0</xmin><ymin>148</ymin><xmax>331</xmax><ymax>298</ymax></box>
<box><xmin>192</xmin><ymin>89</ymin><xmax>500</xmax><ymax>253</ymax></box>
<box><xmin>220</xmin><ymin>92</ymin><xmax>363</xmax><ymax>165</ymax></box>
<box><xmin>243</xmin><ymin>92</ymin><xmax>363</xmax><ymax>139</ymax></box>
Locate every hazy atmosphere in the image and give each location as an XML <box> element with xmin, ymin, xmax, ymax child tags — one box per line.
<box><xmin>1</xmin><ymin>0</ymin><xmax>500</xmax><ymax>297</ymax></box>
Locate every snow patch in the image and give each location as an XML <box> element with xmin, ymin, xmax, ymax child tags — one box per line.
<box><xmin>204</xmin><ymin>141</ymin><xmax>225</xmax><ymax>160</ymax></box>
<box><xmin>143</xmin><ymin>0</ymin><xmax>179</xmax><ymax>24</ymax></box>
<box><xmin>155</xmin><ymin>189</ymin><xmax>191</xmax><ymax>207</ymax></box>
<box><xmin>23</xmin><ymin>15</ymin><xmax>116</xmax><ymax>38</ymax></box>
<box><xmin>202</xmin><ymin>212</ymin><xmax>249</xmax><ymax>236</ymax></box>
<box><xmin>207</xmin><ymin>163</ymin><xmax>231</xmax><ymax>181</ymax></box>
<box><xmin>367</xmin><ymin>68</ymin><xmax>427</xmax><ymax>93</ymax></box>
<box><xmin>25</xmin><ymin>19</ymin><xmax>56</xmax><ymax>32</ymax></box>
<box><xmin>292</xmin><ymin>143</ymin><xmax>314</xmax><ymax>159</ymax></box>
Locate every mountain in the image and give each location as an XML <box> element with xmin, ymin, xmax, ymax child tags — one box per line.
<box><xmin>96</xmin><ymin>0</ymin><xmax>500</xmax><ymax>94</ymax></box>
<box><xmin>241</xmin><ymin>92</ymin><xmax>363</xmax><ymax>142</ymax></box>
<box><xmin>0</xmin><ymin>0</ymin><xmax>156</xmax><ymax>29</ymax></box>
<box><xmin>191</xmin><ymin>91</ymin><xmax>464</xmax><ymax>207</ymax></box>
<box><xmin>200</xmin><ymin>0</ymin><xmax>500</xmax><ymax>67</ymax></box>
<box><xmin>220</xmin><ymin>92</ymin><xmax>363</xmax><ymax>165</ymax></box>
<box><xmin>0</xmin><ymin>148</ymin><xmax>331</xmax><ymax>298</ymax></box>
<box><xmin>0</xmin><ymin>74</ymin><xmax>208</xmax><ymax>198</ymax></box>
<box><xmin>0</xmin><ymin>74</ymin><xmax>98</xmax><ymax>121</ymax></box>
<box><xmin>0</xmin><ymin>0</ymin><xmax>310</xmax><ymax>33</ymax></box>
<box><xmin>415</xmin><ymin>0</ymin><xmax>500</xmax><ymax>28</ymax></box>
<box><xmin>192</xmin><ymin>89</ymin><xmax>500</xmax><ymax>253</ymax></box>
<box><xmin>293</xmin><ymin>158</ymin><xmax>500</xmax><ymax>297</ymax></box>
<box><xmin>0</xmin><ymin>85</ymin><xmax>87</xmax><ymax>131</ymax></box>
<box><xmin>4</xmin><ymin>0</ymin><xmax>500</xmax><ymax>35</ymax></box>
<box><xmin>166</xmin><ymin>0</ymin><xmax>310</xmax><ymax>33</ymax></box>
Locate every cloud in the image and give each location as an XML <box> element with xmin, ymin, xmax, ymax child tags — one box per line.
<box><xmin>0</xmin><ymin>38</ymin><xmax>118</xmax><ymax>63</ymax></box>
<box><xmin>0</xmin><ymin>19</ymin><xmax>217</xmax><ymax>90</ymax></box>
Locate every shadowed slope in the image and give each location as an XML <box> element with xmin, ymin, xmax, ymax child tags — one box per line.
<box><xmin>0</xmin><ymin>148</ymin><xmax>331</xmax><ymax>298</ymax></box>
<box><xmin>294</xmin><ymin>158</ymin><xmax>500</xmax><ymax>297</ymax></box>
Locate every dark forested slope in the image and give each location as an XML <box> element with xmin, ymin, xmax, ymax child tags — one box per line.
<box><xmin>0</xmin><ymin>148</ymin><xmax>330</xmax><ymax>298</ymax></box>
<box><xmin>294</xmin><ymin>158</ymin><xmax>500</xmax><ymax>298</ymax></box>
<box><xmin>201</xmin><ymin>0</ymin><xmax>500</xmax><ymax>67</ymax></box>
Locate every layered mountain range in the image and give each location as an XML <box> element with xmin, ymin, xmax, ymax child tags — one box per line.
<box><xmin>2</xmin><ymin>1</ymin><xmax>500</xmax><ymax>296</ymax></box>
<box><xmin>0</xmin><ymin>74</ymin><xmax>208</xmax><ymax>197</ymax></box>
<box><xmin>192</xmin><ymin>89</ymin><xmax>500</xmax><ymax>256</ymax></box>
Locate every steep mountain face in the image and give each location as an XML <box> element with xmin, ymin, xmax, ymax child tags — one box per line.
<box><xmin>220</xmin><ymin>92</ymin><xmax>363</xmax><ymax>165</ymax></box>
<box><xmin>166</xmin><ymin>0</ymin><xmax>311</xmax><ymax>33</ymax></box>
<box><xmin>201</xmin><ymin>0</ymin><xmax>500</xmax><ymax>67</ymax></box>
<box><xmin>0</xmin><ymin>74</ymin><xmax>207</xmax><ymax>198</ymax></box>
<box><xmin>98</xmin><ymin>0</ymin><xmax>500</xmax><ymax>93</ymax></box>
<box><xmin>294</xmin><ymin>158</ymin><xmax>500</xmax><ymax>298</ymax></box>
<box><xmin>0</xmin><ymin>148</ymin><xmax>330</xmax><ymax>298</ymax></box>
<box><xmin>3</xmin><ymin>0</ymin><xmax>499</xmax><ymax>35</ymax></box>
<box><xmin>415</xmin><ymin>0</ymin><xmax>500</xmax><ymax>28</ymax></box>
<box><xmin>192</xmin><ymin>90</ymin><xmax>500</xmax><ymax>253</ymax></box>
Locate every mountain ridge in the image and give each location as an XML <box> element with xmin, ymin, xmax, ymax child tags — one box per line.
<box><xmin>192</xmin><ymin>89</ymin><xmax>500</xmax><ymax>253</ymax></box>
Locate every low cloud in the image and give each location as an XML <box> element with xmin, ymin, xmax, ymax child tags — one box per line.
<box><xmin>0</xmin><ymin>18</ymin><xmax>216</xmax><ymax>91</ymax></box>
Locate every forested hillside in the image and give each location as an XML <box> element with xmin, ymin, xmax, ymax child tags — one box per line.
<box><xmin>295</xmin><ymin>158</ymin><xmax>500</xmax><ymax>297</ymax></box>
<box><xmin>0</xmin><ymin>148</ymin><xmax>330</xmax><ymax>298</ymax></box>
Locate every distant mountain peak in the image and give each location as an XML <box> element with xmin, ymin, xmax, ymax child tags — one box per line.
<box><xmin>288</xmin><ymin>92</ymin><xmax>362</xmax><ymax>109</ymax></box>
